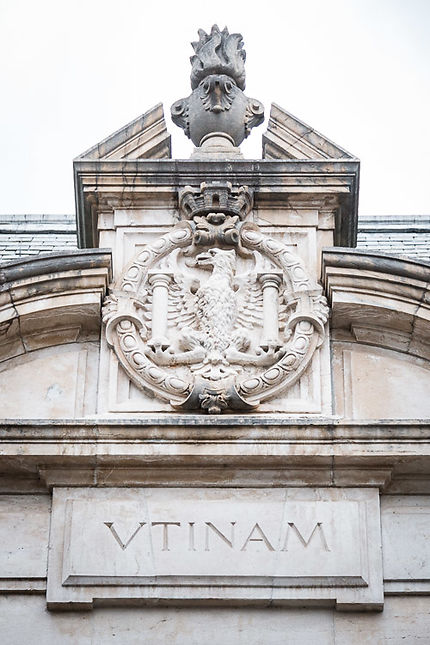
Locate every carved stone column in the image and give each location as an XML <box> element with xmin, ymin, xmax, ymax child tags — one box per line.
<box><xmin>148</xmin><ymin>272</ymin><xmax>172</xmax><ymax>349</ymax></box>
<box><xmin>258</xmin><ymin>272</ymin><xmax>283</xmax><ymax>350</ymax></box>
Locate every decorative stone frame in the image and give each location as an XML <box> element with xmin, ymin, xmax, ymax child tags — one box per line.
<box><xmin>103</xmin><ymin>209</ymin><xmax>328</xmax><ymax>412</ymax></box>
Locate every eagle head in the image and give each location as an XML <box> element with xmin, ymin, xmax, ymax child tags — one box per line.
<box><xmin>195</xmin><ymin>248</ymin><xmax>236</xmax><ymax>274</ymax></box>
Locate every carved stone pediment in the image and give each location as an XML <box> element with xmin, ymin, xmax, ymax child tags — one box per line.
<box><xmin>103</xmin><ymin>182</ymin><xmax>328</xmax><ymax>413</ymax></box>
<box><xmin>262</xmin><ymin>103</ymin><xmax>356</xmax><ymax>161</ymax></box>
<box><xmin>76</xmin><ymin>103</ymin><xmax>171</xmax><ymax>161</ymax></box>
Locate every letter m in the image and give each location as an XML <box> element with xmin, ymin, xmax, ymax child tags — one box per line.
<box><xmin>282</xmin><ymin>522</ymin><xmax>330</xmax><ymax>552</ymax></box>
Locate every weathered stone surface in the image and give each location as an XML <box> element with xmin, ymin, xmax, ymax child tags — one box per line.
<box><xmin>334</xmin><ymin>597</ymin><xmax>430</xmax><ymax>644</ymax></box>
<box><xmin>0</xmin><ymin>250</ymin><xmax>110</xmax><ymax>419</ymax></box>
<box><xmin>76</xmin><ymin>103</ymin><xmax>171</xmax><ymax>161</ymax></box>
<box><xmin>3</xmin><ymin>596</ymin><xmax>430</xmax><ymax>644</ymax></box>
<box><xmin>47</xmin><ymin>487</ymin><xmax>383</xmax><ymax>609</ymax></box>
<box><xmin>263</xmin><ymin>103</ymin><xmax>356</xmax><ymax>161</ymax></box>
<box><xmin>0</xmin><ymin>343</ymin><xmax>99</xmax><ymax>418</ymax></box>
<box><xmin>332</xmin><ymin>344</ymin><xmax>430</xmax><ymax>419</ymax></box>
<box><xmin>323</xmin><ymin>248</ymin><xmax>430</xmax><ymax>420</ymax></box>
<box><xmin>0</xmin><ymin>250</ymin><xmax>111</xmax><ymax>420</ymax></box>
<box><xmin>0</xmin><ymin>495</ymin><xmax>50</xmax><ymax>589</ymax></box>
<box><xmin>382</xmin><ymin>496</ymin><xmax>430</xmax><ymax>594</ymax></box>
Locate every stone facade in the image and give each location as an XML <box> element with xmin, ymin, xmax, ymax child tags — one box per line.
<box><xmin>1</xmin><ymin>27</ymin><xmax>430</xmax><ymax>644</ymax></box>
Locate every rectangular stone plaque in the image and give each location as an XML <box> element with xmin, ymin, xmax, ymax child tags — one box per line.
<box><xmin>47</xmin><ymin>487</ymin><xmax>383</xmax><ymax>610</ymax></box>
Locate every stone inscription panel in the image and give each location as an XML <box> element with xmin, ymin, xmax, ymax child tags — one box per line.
<box><xmin>47</xmin><ymin>488</ymin><xmax>383</xmax><ymax>610</ymax></box>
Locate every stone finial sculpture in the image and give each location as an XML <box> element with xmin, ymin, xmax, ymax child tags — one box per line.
<box><xmin>171</xmin><ymin>25</ymin><xmax>264</xmax><ymax>152</ymax></box>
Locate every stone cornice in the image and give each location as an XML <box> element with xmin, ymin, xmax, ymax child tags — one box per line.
<box><xmin>1</xmin><ymin>416</ymin><xmax>429</xmax><ymax>433</ymax></box>
<box><xmin>0</xmin><ymin>249</ymin><xmax>112</xmax><ymax>360</ymax></box>
<box><xmin>322</xmin><ymin>247</ymin><xmax>430</xmax><ymax>282</ymax></box>
<box><xmin>322</xmin><ymin>247</ymin><xmax>430</xmax><ymax>360</ymax></box>
<box><xmin>74</xmin><ymin>158</ymin><xmax>359</xmax><ymax>250</ymax></box>
<box><xmin>0</xmin><ymin>417</ymin><xmax>428</xmax><ymax>492</ymax></box>
<box><xmin>0</xmin><ymin>248</ymin><xmax>112</xmax><ymax>287</ymax></box>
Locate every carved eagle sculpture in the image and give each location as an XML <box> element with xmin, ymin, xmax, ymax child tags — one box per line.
<box><xmin>145</xmin><ymin>248</ymin><xmax>273</xmax><ymax>381</ymax></box>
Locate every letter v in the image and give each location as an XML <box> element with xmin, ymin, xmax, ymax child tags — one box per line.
<box><xmin>104</xmin><ymin>522</ymin><xmax>146</xmax><ymax>550</ymax></box>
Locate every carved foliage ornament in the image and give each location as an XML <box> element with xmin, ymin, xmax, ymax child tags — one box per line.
<box><xmin>103</xmin><ymin>182</ymin><xmax>329</xmax><ymax>414</ymax></box>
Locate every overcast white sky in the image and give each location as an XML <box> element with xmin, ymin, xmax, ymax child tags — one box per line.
<box><xmin>1</xmin><ymin>0</ymin><xmax>429</xmax><ymax>216</ymax></box>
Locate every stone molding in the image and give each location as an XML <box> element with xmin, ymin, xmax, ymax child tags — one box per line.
<box><xmin>0</xmin><ymin>418</ymin><xmax>430</xmax><ymax>494</ymax></box>
<box><xmin>0</xmin><ymin>250</ymin><xmax>112</xmax><ymax>361</ymax></box>
<box><xmin>322</xmin><ymin>248</ymin><xmax>430</xmax><ymax>361</ymax></box>
<box><xmin>0</xmin><ymin>248</ymin><xmax>111</xmax><ymax>284</ymax></box>
<box><xmin>262</xmin><ymin>103</ymin><xmax>356</xmax><ymax>161</ymax></box>
<box><xmin>74</xmin><ymin>158</ymin><xmax>360</xmax><ymax>249</ymax></box>
<box><xmin>75</xmin><ymin>103</ymin><xmax>171</xmax><ymax>162</ymax></box>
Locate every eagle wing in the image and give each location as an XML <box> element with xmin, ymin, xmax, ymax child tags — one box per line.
<box><xmin>168</xmin><ymin>274</ymin><xmax>199</xmax><ymax>330</ymax></box>
<box><xmin>234</xmin><ymin>272</ymin><xmax>264</xmax><ymax>331</ymax></box>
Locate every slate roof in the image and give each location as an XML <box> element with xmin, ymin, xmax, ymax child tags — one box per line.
<box><xmin>0</xmin><ymin>214</ymin><xmax>78</xmax><ymax>262</ymax></box>
<box><xmin>0</xmin><ymin>213</ymin><xmax>429</xmax><ymax>264</ymax></box>
<box><xmin>357</xmin><ymin>215</ymin><xmax>430</xmax><ymax>263</ymax></box>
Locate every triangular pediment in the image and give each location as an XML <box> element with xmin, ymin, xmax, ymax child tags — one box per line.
<box><xmin>76</xmin><ymin>103</ymin><xmax>171</xmax><ymax>161</ymax></box>
<box><xmin>262</xmin><ymin>103</ymin><xmax>355</xmax><ymax>160</ymax></box>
